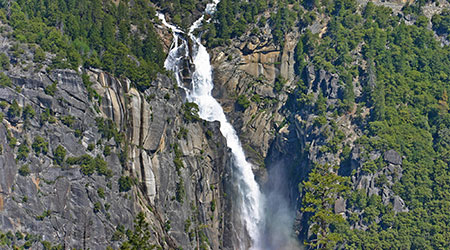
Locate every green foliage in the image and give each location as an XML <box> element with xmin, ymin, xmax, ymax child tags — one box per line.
<box><xmin>53</xmin><ymin>145</ymin><xmax>66</xmax><ymax>166</ymax></box>
<box><xmin>270</xmin><ymin>2</ymin><xmax>296</xmax><ymax>46</ymax></box>
<box><xmin>119</xmin><ymin>212</ymin><xmax>157</xmax><ymax>249</ymax></box>
<box><xmin>82</xmin><ymin>73</ymin><xmax>101</xmax><ymax>101</ymax></box>
<box><xmin>7</xmin><ymin>0</ymin><xmax>166</xmax><ymax>90</ymax></box>
<box><xmin>183</xmin><ymin>102</ymin><xmax>201</xmax><ymax>122</ymax></box>
<box><xmin>67</xmin><ymin>154</ymin><xmax>112</xmax><ymax>177</ymax></box>
<box><xmin>172</xmin><ymin>143</ymin><xmax>184</xmax><ymax>174</ymax></box>
<box><xmin>432</xmin><ymin>9</ymin><xmax>450</xmax><ymax>37</ymax></box>
<box><xmin>206</xmin><ymin>130</ymin><xmax>213</xmax><ymax>139</ymax></box>
<box><xmin>177</xmin><ymin>127</ymin><xmax>188</xmax><ymax>140</ymax></box>
<box><xmin>95</xmin><ymin>155</ymin><xmax>112</xmax><ymax>177</ymax></box>
<box><xmin>18</xmin><ymin>164</ymin><xmax>30</xmax><ymax>176</ymax></box>
<box><xmin>44</xmin><ymin>82</ymin><xmax>57</xmax><ymax>96</ymax></box>
<box><xmin>6</xmin><ymin>129</ymin><xmax>17</xmax><ymax>148</ymax></box>
<box><xmin>103</xmin><ymin>145</ymin><xmax>111</xmax><ymax>156</ymax></box>
<box><xmin>176</xmin><ymin>177</ymin><xmax>185</xmax><ymax>203</ymax></box>
<box><xmin>95</xmin><ymin>117</ymin><xmax>123</xmax><ymax>143</ymax></box>
<box><xmin>274</xmin><ymin>75</ymin><xmax>287</xmax><ymax>92</ymax></box>
<box><xmin>17</xmin><ymin>141</ymin><xmax>30</xmax><ymax>161</ymax></box>
<box><xmin>33</xmin><ymin>47</ymin><xmax>45</xmax><ymax>63</ymax></box>
<box><xmin>22</xmin><ymin>104</ymin><xmax>35</xmax><ymax>120</ymax></box>
<box><xmin>97</xmin><ymin>187</ymin><xmax>105</xmax><ymax>199</ymax></box>
<box><xmin>236</xmin><ymin>94</ymin><xmax>250</xmax><ymax>110</ymax></box>
<box><xmin>93</xmin><ymin>201</ymin><xmax>102</xmax><ymax>213</ymax></box>
<box><xmin>7</xmin><ymin>100</ymin><xmax>21</xmax><ymax>119</ymax></box>
<box><xmin>0</xmin><ymin>101</ymin><xmax>7</xmax><ymax>109</ymax></box>
<box><xmin>302</xmin><ymin>164</ymin><xmax>350</xmax><ymax>248</ymax></box>
<box><xmin>40</xmin><ymin>108</ymin><xmax>57</xmax><ymax>124</ymax></box>
<box><xmin>36</xmin><ymin>210</ymin><xmax>51</xmax><ymax>221</ymax></box>
<box><xmin>0</xmin><ymin>53</ymin><xmax>9</xmax><ymax>70</ymax></box>
<box><xmin>292</xmin><ymin>1</ymin><xmax>450</xmax><ymax>248</ymax></box>
<box><xmin>0</xmin><ymin>72</ymin><xmax>12</xmax><ymax>87</ymax></box>
<box><xmin>204</xmin><ymin>0</ymin><xmax>267</xmax><ymax>46</ymax></box>
<box><xmin>118</xmin><ymin>176</ymin><xmax>134</xmax><ymax>192</ymax></box>
<box><xmin>61</xmin><ymin>115</ymin><xmax>75</xmax><ymax>128</ymax></box>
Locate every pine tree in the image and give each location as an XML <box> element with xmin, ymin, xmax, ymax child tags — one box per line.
<box><xmin>302</xmin><ymin>164</ymin><xmax>349</xmax><ymax>249</ymax></box>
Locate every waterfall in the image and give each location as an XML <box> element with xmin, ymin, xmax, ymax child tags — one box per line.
<box><xmin>158</xmin><ymin>2</ymin><xmax>263</xmax><ymax>249</ymax></box>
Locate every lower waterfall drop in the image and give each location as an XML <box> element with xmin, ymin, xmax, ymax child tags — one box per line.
<box><xmin>158</xmin><ymin>2</ymin><xmax>264</xmax><ymax>249</ymax></box>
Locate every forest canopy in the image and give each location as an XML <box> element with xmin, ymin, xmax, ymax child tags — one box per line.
<box><xmin>1</xmin><ymin>0</ymin><xmax>166</xmax><ymax>91</ymax></box>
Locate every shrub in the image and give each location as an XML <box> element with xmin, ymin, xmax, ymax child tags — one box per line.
<box><xmin>97</xmin><ymin>187</ymin><xmax>105</xmax><ymax>199</ymax></box>
<box><xmin>93</xmin><ymin>202</ymin><xmax>101</xmax><ymax>213</ymax></box>
<box><xmin>66</xmin><ymin>154</ymin><xmax>92</xmax><ymax>165</ymax></box>
<box><xmin>176</xmin><ymin>178</ymin><xmax>185</xmax><ymax>203</ymax></box>
<box><xmin>18</xmin><ymin>164</ymin><xmax>30</xmax><ymax>176</ymax></box>
<box><xmin>17</xmin><ymin>142</ymin><xmax>30</xmax><ymax>161</ymax></box>
<box><xmin>95</xmin><ymin>117</ymin><xmax>121</xmax><ymax>143</ymax></box>
<box><xmin>0</xmin><ymin>72</ymin><xmax>12</xmax><ymax>87</ymax></box>
<box><xmin>118</xmin><ymin>176</ymin><xmax>134</xmax><ymax>192</ymax></box>
<box><xmin>40</xmin><ymin>109</ymin><xmax>56</xmax><ymax>124</ymax></box>
<box><xmin>67</xmin><ymin>154</ymin><xmax>112</xmax><ymax>177</ymax></box>
<box><xmin>206</xmin><ymin>130</ymin><xmax>213</xmax><ymax>139</ymax></box>
<box><xmin>251</xmin><ymin>94</ymin><xmax>261</xmax><ymax>103</ymax></box>
<box><xmin>6</xmin><ymin>129</ymin><xmax>17</xmax><ymax>148</ymax></box>
<box><xmin>54</xmin><ymin>145</ymin><xmax>66</xmax><ymax>165</ymax></box>
<box><xmin>7</xmin><ymin>100</ymin><xmax>21</xmax><ymax>119</ymax></box>
<box><xmin>0</xmin><ymin>53</ymin><xmax>9</xmax><ymax>70</ymax></box>
<box><xmin>183</xmin><ymin>102</ymin><xmax>201</xmax><ymax>122</ymax></box>
<box><xmin>36</xmin><ymin>210</ymin><xmax>51</xmax><ymax>220</ymax></box>
<box><xmin>103</xmin><ymin>145</ymin><xmax>111</xmax><ymax>156</ymax></box>
<box><xmin>22</xmin><ymin>104</ymin><xmax>35</xmax><ymax>120</ymax></box>
<box><xmin>0</xmin><ymin>100</ymin><xmax>8</xmax><ymax>109</ymax></box>
<box><xmin>236</xmin><ymin>95</ymin><xmax>250</xmax><ymax>110</ymax></box>
<box><xmin>274</xmin><ymin>75</ymin><xmax>286</xmax><ymax>92</ymax></box>
<box><xmin>44</xmin><ymin>82</ymin><xmax>57</xmax><ymax>96</ymax></box>
<box><xmin>80</xmin><ymin>163</ymin><xmax>95</xmax><ymax>176</ymax></box>
<box><xmin>177</xmin><ymin>127</ymin><xmax>188</xmax><ymax>140</ymax></box>
<box><xmin>61</xmin><ymin>115</ymin><xmax>75</xmax><ymax>128</ymax></box>
<box><xmin>94</xmin><ymin>155</ymin><xmax>112</xmax><ymax>177</ymax></box>
<box><xmin>33</xmin><ymin>47</ymin><xmax>45</xmax><ymax>63</ymax></box>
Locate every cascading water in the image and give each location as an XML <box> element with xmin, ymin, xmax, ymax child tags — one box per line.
<box><xmin>158</xmin><ymin>1</ymin><xmax>264</xmax><ymax>249</ymax></box>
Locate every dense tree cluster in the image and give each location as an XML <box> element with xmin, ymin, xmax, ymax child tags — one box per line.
<box><xmin>293</xmin><ymin>0</ymin><xmax>450</xmax><ymax>248</ymax></box>
<box><xmin>1</xmin><ymin>0</ymin><xmax>166</xmax><ymax>91</ymax></box>
<box><xmin>203</xmin><ymin>0</ymin><xmax>268</xmax><ymax>46</ymax></box>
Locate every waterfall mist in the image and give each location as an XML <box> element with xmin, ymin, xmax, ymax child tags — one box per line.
<box><xmin>261</xmin><ymin>162</ymin><xmax>303</xmax><ymax>250</ymax></box>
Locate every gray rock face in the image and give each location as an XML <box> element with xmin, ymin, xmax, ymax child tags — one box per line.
<box><xmin>0</xmin><ymin>52</ymin><xmax>236</xmax><ymax>249</ymax></box>
<box><xmin>384</xmin><ymin>149</ymin><xmax>402</xmax><ymax>165</ymax></box>
<box><xmin>334</xmin><ymin>198</ymin><xmax>346</xmax><ymax>214</ymax></box>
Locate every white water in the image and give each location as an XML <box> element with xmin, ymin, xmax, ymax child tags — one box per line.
<box><xmin>158</xmin><ymin>2</ymin><xmax>263</xmax><ymax>249</ymax></box>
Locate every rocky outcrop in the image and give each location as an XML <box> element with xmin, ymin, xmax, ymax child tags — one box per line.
<box><xmin>210</xmin><ymin>30</ymin><xmax>301</xmax><ymax>170</ymax></box>
<box><xmin>0</xmin><ymin>68</ymin><xmax>137</xmax><ymax>249</ymax></box>
<box><xmin>208</xmin><ymin>11</ymin><xmax>411</xmax><ymax>243</ymax></box>
<box><xmin>0</xmin><ymin>42</ymin><xmax>237</xmax><ymax>249</ymax></box>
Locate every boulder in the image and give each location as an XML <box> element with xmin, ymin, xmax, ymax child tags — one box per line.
<box><xmin>384</xmin><ymin>150</ymin><xmax>402</xmax><ymax>165</ymax></box>
<box><xmin>334</xmin><ymin>198</ymin><xmax>346</xmax><ymax>214</ymax></box>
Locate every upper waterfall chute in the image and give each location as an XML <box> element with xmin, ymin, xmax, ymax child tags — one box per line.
<box><xmin>157</xmin><ymin>2</ymin><xmax>264</xmax><ymax>249</ymax></box>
